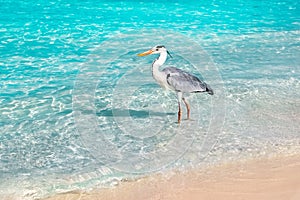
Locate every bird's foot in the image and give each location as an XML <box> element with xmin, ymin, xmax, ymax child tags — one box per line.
<box><xmin>184</xmin><ymin>118</ymin><xmax>195</xmax><ymax>121</ymax></box>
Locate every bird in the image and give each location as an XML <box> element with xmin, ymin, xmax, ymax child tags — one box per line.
<box><xmin>137</xmin><ymin>45</ymin><xmax>214</xmax><ymax>124</ymax></box>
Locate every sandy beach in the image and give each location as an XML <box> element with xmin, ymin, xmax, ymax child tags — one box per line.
<box><xmin>43</xmin><ymin>154</ymin><xmax>300</xmax><ymax>200</ymax></box>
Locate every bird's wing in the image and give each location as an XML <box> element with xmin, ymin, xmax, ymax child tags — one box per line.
<box><xmin>163</xmin><ymin>67</ymin><xmax>208</xmax><ymax>93</ymax></box>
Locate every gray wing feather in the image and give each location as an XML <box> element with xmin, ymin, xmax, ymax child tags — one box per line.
<box><xmin>163</xmin><ymin>67</ymin><xmax>209</xmax><ymax>93</ymax></box>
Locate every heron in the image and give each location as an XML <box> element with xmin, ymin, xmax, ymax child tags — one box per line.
<box><xmin>137</xmin><ymin>45</ymin><xmax>214</xmax><ymax>124</ymax></box>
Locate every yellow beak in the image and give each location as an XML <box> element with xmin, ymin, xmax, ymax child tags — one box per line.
<box><xmin>137</xmin><ymin>50</ymin><xmax>153</xmax><ymax>56</ymax></box>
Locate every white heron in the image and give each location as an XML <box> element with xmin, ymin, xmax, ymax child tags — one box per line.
<box><xmin>138</xmin><ymin>45</ymin><xmax>214</xmax><ymax>124</ymax></box>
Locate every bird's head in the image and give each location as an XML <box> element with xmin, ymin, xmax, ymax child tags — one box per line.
<box><xmin>138</xmin><ymin>45</ymin><xmax>172</xmax><ymax>57</ymax></box>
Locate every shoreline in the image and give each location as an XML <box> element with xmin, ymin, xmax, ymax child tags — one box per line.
<box><xmin>43</xmin><ymin>153</ymin><xmax>300</xmax><ymax>200</ymax></box>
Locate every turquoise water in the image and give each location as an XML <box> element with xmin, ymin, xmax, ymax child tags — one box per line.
<box><xmin>1</xmin><ymin>0</ymin><xmax>299</xmax><ymax>199</ymax></box>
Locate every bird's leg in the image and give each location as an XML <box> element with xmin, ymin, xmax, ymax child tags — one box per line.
<box><xmin>178</xmin><ymin>102</ymin><xmax>182</xmax><ymax>124</ymax></box>
<box><xmin>177</xmin><ymin>92</ymin><xmax>183</xmax><ymax>124</ymax></box>
<box><xmin>182</xmin><ymin>97</ymin><xmax>190</xmax><ymax>120</ymax></box>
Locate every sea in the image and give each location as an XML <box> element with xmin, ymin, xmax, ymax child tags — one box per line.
<box><xmin>0</xmin><ymin>0</ymin><xmax>299</xmax><ymax>199</ymax></box>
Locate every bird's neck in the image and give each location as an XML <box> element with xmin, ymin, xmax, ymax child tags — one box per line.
<box><xmin>152</xmin><ymin>51</ymin><xmax>167</xmax><ymax>72</ymax></box>
<box><xmin>151</xmin><ymin>51</ymin><xmax>168</xmax><ymax>87</ymax></box>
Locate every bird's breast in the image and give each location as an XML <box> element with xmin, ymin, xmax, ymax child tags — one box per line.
<box><xmin>153</xmin><ymin>75</ymin><xmax>173</xmax><ymax>90</ymax></box>
<box><xmin>152</xmin><ymin>66</ymin><xmax>174</xmax><ymax>91</ymax></box>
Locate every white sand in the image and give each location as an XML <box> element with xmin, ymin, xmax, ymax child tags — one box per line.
<box><xmin>44</xmin><ymin>154</ymin><xmax>300</xmax><ymax>200</ymax></box>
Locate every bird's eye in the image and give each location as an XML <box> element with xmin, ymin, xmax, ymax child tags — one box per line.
<box><xmin>156</xmin><ymin>48</ymin><xmax>159</xmax><ymax>51</ymax></box>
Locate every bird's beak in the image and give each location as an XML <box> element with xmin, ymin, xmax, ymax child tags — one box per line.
<box><xmin>137</xmin><ymin>50</ymin><xmax>153</xmax><ymax>56</ymax></box>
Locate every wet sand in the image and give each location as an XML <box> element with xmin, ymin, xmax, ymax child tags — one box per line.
<box><xmin>43</xmin><ymin>154</ymin><xmax>300</xmax><ymax>200</ymax></box>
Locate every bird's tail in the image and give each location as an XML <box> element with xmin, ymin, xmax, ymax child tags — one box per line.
<box><xmin>206</xmin><ymin>84</ymin><xmax>214</xmax><ymax>95</ymax></box>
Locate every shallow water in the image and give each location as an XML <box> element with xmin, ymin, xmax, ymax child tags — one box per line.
<box><xmin>0</xmin><ymin>0</ymin><xmax>299</xmax><ymax>199</ymax></box>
